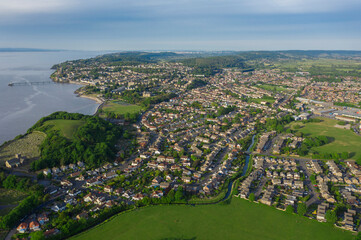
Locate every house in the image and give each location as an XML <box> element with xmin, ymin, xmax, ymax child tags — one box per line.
<box><xmin>84</xmin><ymin>193</ymin><xmax>94</xmax><ymax>203</ymax></box>
<box><xmin>182</xmin><ymin>176</ymin><xmax>192</xmax><ymax>183</ymax></box>
<box><xmin>151</xmin><ymin>190</ymin><xmax>163</xmax><ymax>198</ymax></box>
<box><xmin>51</xmin><ymin>202</ymin><xmax>66</xmax><ymax>212</ymax></box>
<box><xmin>64</xmin><ymin>196</ymin><xmax>75</xmax><ymax>205</ymax></box>
<box><xmin>104</xmin><ymin>185</ymin><xmax>113</xmax><ymax>193</ymax></box>
<box><xmin>160</xmin><ymin>182</ymin><xmax>170</xmax><ymax>189</ymax></box>
<box><xmin>132</xmin><ymin>193</ymin><xmax>145</xmax><ymax>201</ymax></box>
<box><xmin>43</xmin><ymin>168</ymin><xmax>52</xmax><ymax>176</ymax></box>
<box><xmin>345</xmin><ymin>209</ymin><xmax>356</xmax><ymax>230</ymax></box>
<box><xmin>60</xmin><ymin>179</ymin><xmax>73</xmax><ymax>187</ymax></box>
<box><xmin>69</xmin><ymin>163</ymin><xmax>77</xmax><ymax>170</ymax></box>
<box><xmin>103</xmin><ymin>171</ymin><xmax>118</xmax><ymax>179</ymax></box>
<box><xmin>29</xmin><ymin>221</ymin><xmax>41</xmax><ymax>231</ymax></box>
<box><xmin>5</xmin><ymin>154</ymin><xmax>26</xmax><ymax>168</ymax></box>
<box><xmin>17</xmin><ymin>222</ymin><xmax>28</xmax><ymax>233</ymax></box>
<box><xmin>44</xmin><ymin>228</ymin><xmax>60</xmax><ymax>238</ymax></box>
<box><xmin>52</xmin><ymin>167</ymin><xmax>61</xmax><ymax>174</ymax></box>
<box><xmin>37</xmin><ymin>213</ymin><xmax>49</xmax><ymax>225</ymax></box>
<box><xmin>76</xmin><ymin>211</ymin><xmax>89</xmax><ymax>220</ymax></box>
<box><xmin>77</xmin><ymin>161</ymin><xmax>85</xmax><ymax>168</ymax></box>
<box><xmin>317</xmin><ymin>203</ymin><xmax>329</xmax><ymax>222</ymax></box>
<box><xmin>60</xmin><ymin>165</ymin><xmax>69</xmax><ymax>172</ymax></box>
<box><xmin>68</xmin><ymin>189</ymin><xmax>81</xmax><ymax>197</ymax></box>
<box><xmin>114</xmin><ymin>188</ymin><xmax>124</xmax><ymax>196</ymax></box>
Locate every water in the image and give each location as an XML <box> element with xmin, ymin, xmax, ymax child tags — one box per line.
<box><xmin>0</xmin><ymin>51</ymin><xmax>105</xmax><ymax>145</ymax></box>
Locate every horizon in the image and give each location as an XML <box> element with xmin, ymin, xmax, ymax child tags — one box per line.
<box><xmin>2</xmin><ymin>48</ymin><xmax>361</xmax><ymax>53</ymax></box>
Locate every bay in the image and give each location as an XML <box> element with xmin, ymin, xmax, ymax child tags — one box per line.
<box><xmin>0</xmin><ymin>50</ymin><xmax>105</xmax><ymax>145</ymax></box>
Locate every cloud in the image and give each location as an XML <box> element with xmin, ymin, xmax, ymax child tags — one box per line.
<box><xmin>0</xmin><ymin>0</ymin><xmax>76</xmax><ymax>14</ymax></box>
<box><xmin>1</xmin><ymin>0</ymin><xmax>360</xmax><ymax>16</ymax></box>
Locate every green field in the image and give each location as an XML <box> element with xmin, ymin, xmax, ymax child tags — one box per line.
<box><xmin>101</xmin><ymin>101</ymin><xmax>143</xmax><ymax>116</ymax></box>
<box><xmin>42</xmin><ymin>119</ymin><xmax>85</xmax><ymax>139</ymax></box>
<box><xmin>0</xmin><ymin>132</ymin><xmax>46</xmax><ymax>165</ymax></box>
<box><xmin>249</xmin><ymin>96</ymin><xmax>276</xmax><ymax>104</ymax></box>
<box><xmin>256</xmin><ymin>84</ymin><xmax>291</xmax><ymax>93</ymax></box>
<box><xmin>274</xmin><ymin>58</ymin><xmax>361</xmax><ymax>76</ymax></box>
<box><xmin>71</xmin><ymin>198</ymin><xmax>352</xmax><ymax>240</ymax></box>
<box><xmin>288</xmin><ymin>118</ymin><xmax>361</xmax><ymax>159</ymax></box>
<box><xmin>0</xmin><ymin>188</ymin><xmax>28</xmax><ymax>216</ymax></box>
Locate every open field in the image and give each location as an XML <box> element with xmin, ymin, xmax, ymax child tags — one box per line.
<box><xmin>249</xmin><ymin>96</ymin><xmax>276</xmax><ymax>104</ymax></box>
<box><xmin>100</xmin><ymin>101</ymin><xmax>143</xmax><ymax>116</ymax></box>
<box><xmin>256</xmin><ymin>83</ymin><xmax>292</xmax><ymax>93</ymax></box>
<box><xmin>0</xmin><ymin>188</ymin><xmax>28</xmax><ymax>216</ymax></box>
<box><xmin>71</xmin><ymin>198</ymin><xmax>353</xmax><ymax>240</ymax></box>
<box><xmin>287</xmin><ymin>117</ymin><xmax>361</xmax><ymax>159</ymax></box>
<box><xmin>41</xmin><ymin>119</ymin><xmax>85</xmax><ymax>139</ymax></box>
<box><xmin>0</xmin><ymin>132</ymin><xmax>46</xmax><ymax>166</ymax></box>
<box><xmin>273</xmin><ymin>58</ymin><xmax>361</xmax><ymax>76</ymax></box>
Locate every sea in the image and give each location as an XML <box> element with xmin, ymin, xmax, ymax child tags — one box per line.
<box><xmin>0</xmin><ymin>50</ymin><xmax>106</xmax><ymax>145</ymax></box>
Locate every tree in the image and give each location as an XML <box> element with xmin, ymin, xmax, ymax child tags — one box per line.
<box><xmin>326</xmin><ymin>210</ymin><xmax>337</xmax><ymax>224</ymax></box>
<box><xmin>248</xmin><ymin>193</ymin><xmax>255</xmax><ymax>202</ymax></box>
<box><xmin>175</xmin><ymin>186</ymin><xmax>184</xmax><ymax>201</ymax></box>
<box><xmin>297</xmin><ymin>203</ymin><xmax>307</xmax><ymax>216</ymax></box>
<box><xmin>29</xmin><ymin>231</ymin><xmax>45</xmax><ymax>240</ymax></box>
<box><xmin>286</xmin><ymin>205</ymin><xmax>294</xmax><ymax>214</ymax></box>
<box><xmin>2</xmin><ymin>175</ymin><xmax>17</xmax><ymax>189</ymax></box>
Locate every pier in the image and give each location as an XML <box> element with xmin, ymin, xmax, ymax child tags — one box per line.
<box><xmin>8</xmin><ymin>81</ymin><xmax>53</xmax><ymax>87</ymax></box>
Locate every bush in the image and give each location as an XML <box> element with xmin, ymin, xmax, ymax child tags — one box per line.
<box><xmin>286</xmin><ymin>205</ymin><xmax>294</xmax><ymax>214</ymax></box>
<box><xmin>297</xmin><ymin>203</ymin><xmax>307</xmax><ymax>216</ymax></box>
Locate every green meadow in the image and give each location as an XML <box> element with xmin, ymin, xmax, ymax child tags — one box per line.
<box><xmin>71</xmin><ymin>198</ymin><xmax>353</xmax><ymax>240</ymax></box>
<box><xmin>288</xmin><ymin>117</ymin><xmax>361</xmax><ymax>159</ymax></box>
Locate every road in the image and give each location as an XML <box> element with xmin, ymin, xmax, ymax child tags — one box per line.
<box><xmin>298</xmin><ymin>160</ymin><xmax>320</xmax><ymax>207</ymax></box>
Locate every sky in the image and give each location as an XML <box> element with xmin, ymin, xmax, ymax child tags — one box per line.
<box><xmin>0</xmin><ymin>0</ymin><xmax>360</xmax><ymax>51</ymax></box>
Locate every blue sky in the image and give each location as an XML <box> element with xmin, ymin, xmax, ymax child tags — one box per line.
<box><xmin>0</xmin><ymin>0</ymin><xmax>360</xmax><ymax>50</ymax></box>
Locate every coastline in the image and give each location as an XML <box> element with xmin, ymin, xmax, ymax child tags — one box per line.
<box><xmin>51</xmin><ymin>76</ymin><xmax>105</xmax><ymax>115</ymax></box>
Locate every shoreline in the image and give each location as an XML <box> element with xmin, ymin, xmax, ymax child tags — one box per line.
<box><xmin>51</xmin><ymin>77</ymin><xmax>106</xmax><ymax>116</ymax></box>
<box><xmin>77</xmin><ymin>94</ymin><xmax>106</xmax><ymax>115</ymax></box>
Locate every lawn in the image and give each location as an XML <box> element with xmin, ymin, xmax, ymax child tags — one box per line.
<box><xmin>0</xmin><ymin>188</ymin><xmax>28</xmax><ymax>216</ymax></box>
<box><xmin>0</xmin><ymin>132</ymin><xmax>46</xmax><ymax>165</ymax></box>
<box><xmin>249</xmin><ymin>96</ymin><xmax>276</xmax><ymax>104</ymax></box>
<box><xmin>256</xmin><ymin>84</ymin><xmax>291</xmax><ymax>93</ymax></box>
<box><xmin>287</xmin><ymin>117</ymin><xmax>361</xmax><ymax>160</ymax></box>
<box><xmin>42</xmin><ymin>119</ymin><xmax>85</xmax><ymax>139</ymax></box>
<box><xmin>71</xmin><ymin>198</ymin><xmax>353</xmax><ymax>240</ymax></box>
<box><xmin>100</xmin><ymin>101</ymin><xmax>143</xmax><ymax>116</ymax></box>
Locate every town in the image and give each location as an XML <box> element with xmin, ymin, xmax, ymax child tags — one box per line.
<box><xmin>1</xmin><ymin>51</ymin><xmax>361</xmax><ymax>239</ymax></box>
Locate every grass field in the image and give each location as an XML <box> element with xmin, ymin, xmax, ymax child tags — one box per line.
<box><xmin>0</xmin><ymin>188</ymin><xmax>28</xmax><ymax>216</ymax></box>
<box><xmin>256</xmin><ymin>84</ymin><xmax>292</xmax><ymax>93</ymax></box>
<box><xmin>0</xmin><ymin>132</ymin><xmax>46</xmax><ymax>165</ymax></box>
<box><xmin>71</xmin><ymin>198</ymin><xmax>353</xmax><ymax>240</ymax></box>
<box><xmin>287</xmin><ymin>117</ymin><xmax>361</xmax><ymax>159</ymax></box>
<box><xmin>42</xmin><ymin>119</ymin><xmax>85</xmax><ymax>139</ymax></box>
<box><xmin>274</xmin><ymin>58</ymin><xmax>361</xmax><ymax>76</ymax></box>
<box><xmin>249</xmin><ymin>96</ymin><xmax>276</xmax><ymax>104</ymax></box>
<box><xmin>100</xmin><ymin>101</ymin><xmax>143</xmax><ymax>116</ymax></box>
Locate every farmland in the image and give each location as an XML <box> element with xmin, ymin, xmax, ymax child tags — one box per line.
<box><xmin>287</xmin><ymin>117</ymin><xmax>361</xmax><ymax>160</ymax></box>
<box><xmin>71</xmin><ymin>198</ymin><xmax>353</xmax><ymax>240</ymax></box>
<box><xmin>273</xmin><ymin>58</ymin><xmax>361</xmax><ymax>77</ymax></box>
